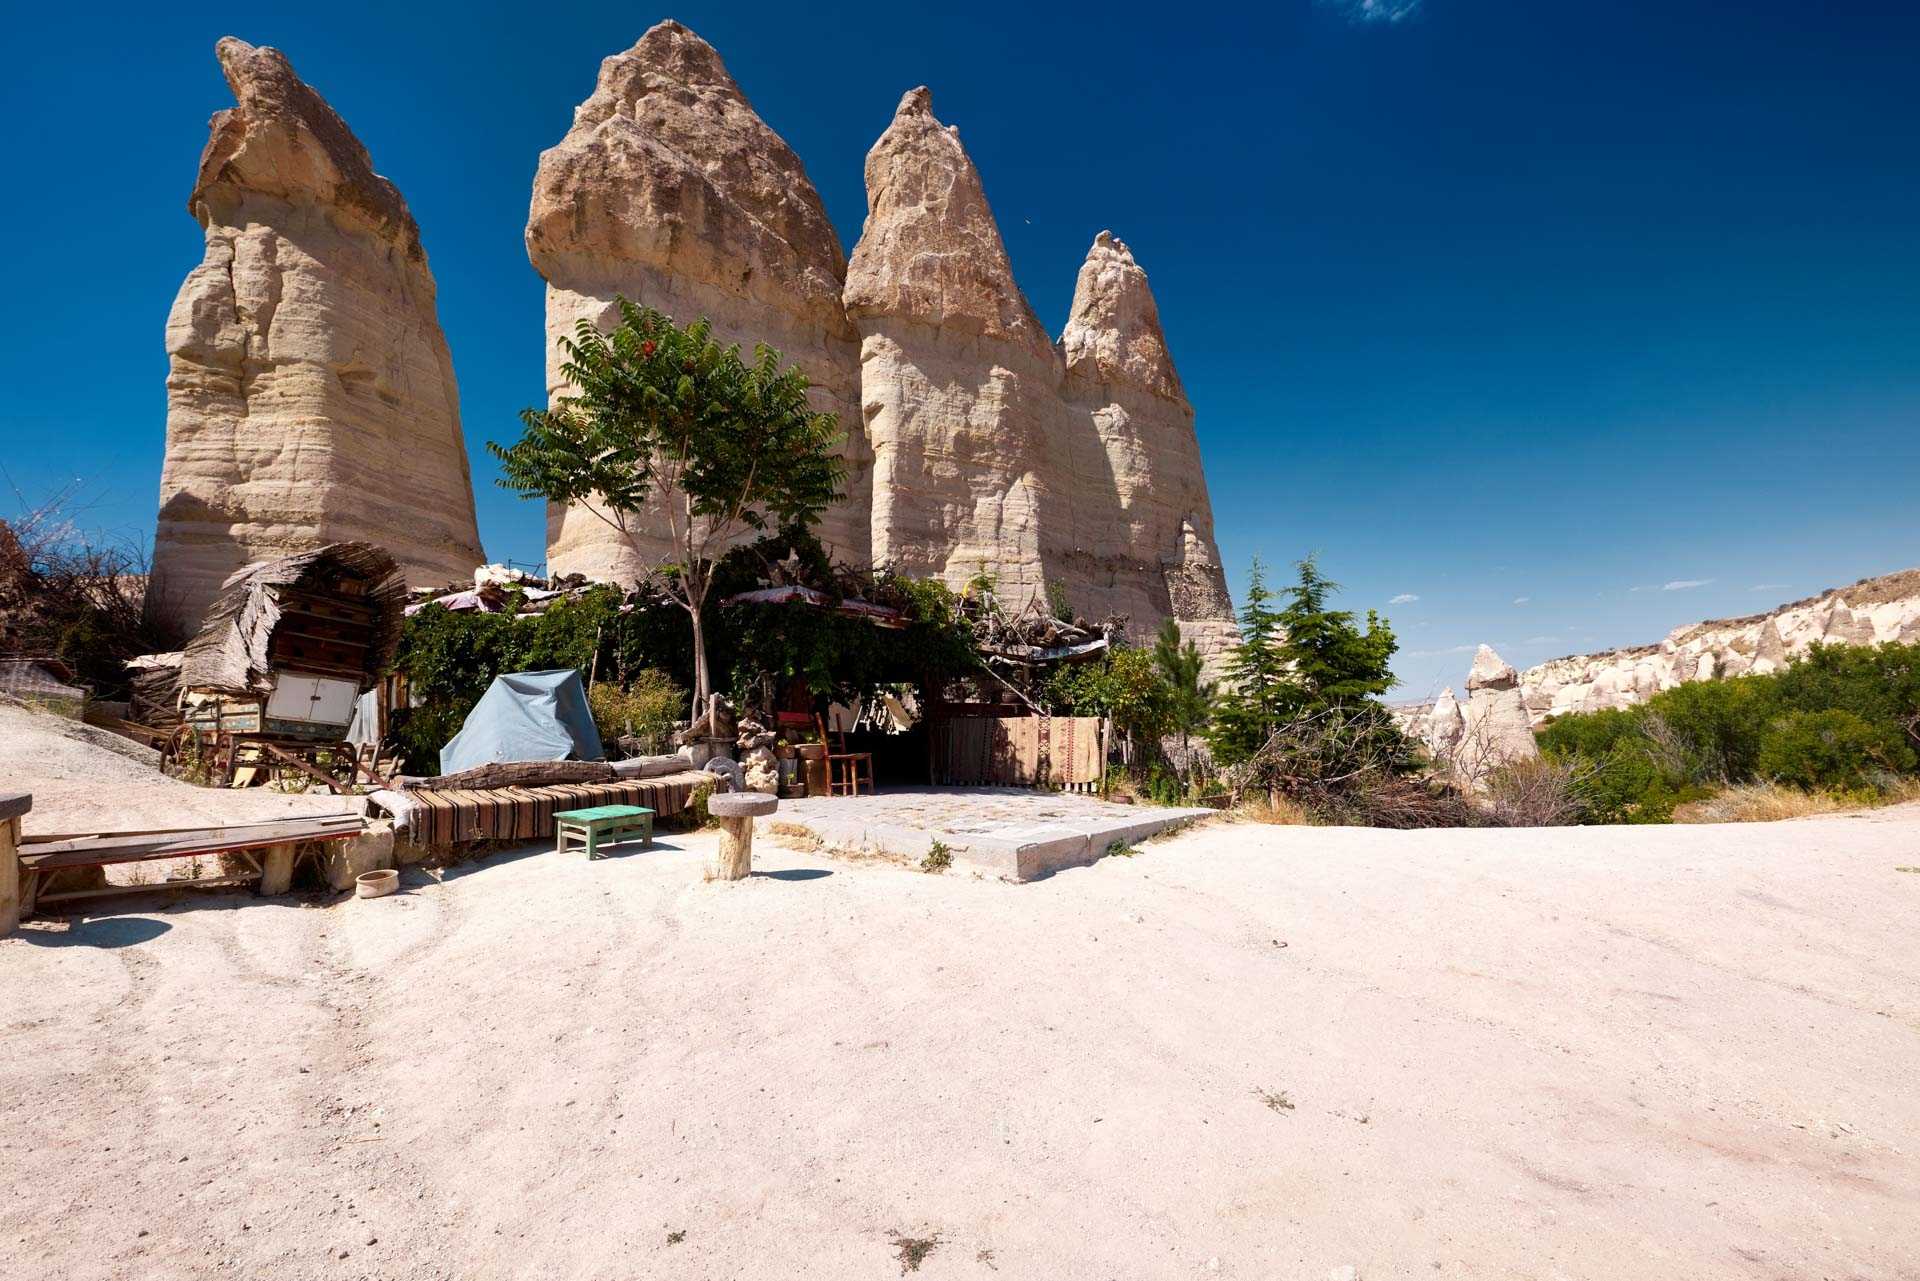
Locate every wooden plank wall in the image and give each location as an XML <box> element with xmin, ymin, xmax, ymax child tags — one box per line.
<box><xmin>930</xmin><ymin>716</ymin><xmax>1106</xmax><ymax>792</ymax></box>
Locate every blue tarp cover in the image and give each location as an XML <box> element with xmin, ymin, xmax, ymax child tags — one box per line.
<box><xmin>438</xmin><ymin>669</ymin><xmax>604</xmax><ymax>775</ymax></box>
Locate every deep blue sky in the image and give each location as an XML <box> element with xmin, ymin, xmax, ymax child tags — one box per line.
<box><xmin>2</xmin><ymin>1</ymin><xmax>1916</xmax><ymax>697</ymax></box>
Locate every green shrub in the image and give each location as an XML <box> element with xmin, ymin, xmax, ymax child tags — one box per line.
<box><xmin>1755</xmin><ymin>708</ymin><xmax>1913</xmax><ymax>791</ymax></box>
<box><xmin>1537</xmin><ymin>641</ymin><xmax>1920</xmax><ymax>821</ymax></box>
<box><xmin>588</xmin><ymin>668</ymin><xmax>686</xmax><ymax>749</ymax></box>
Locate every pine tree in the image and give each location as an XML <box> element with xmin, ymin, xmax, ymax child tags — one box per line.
<box><xmin>1271</xmin><ymin>555</ymin><xmax>1397</xmax><ymax>711</ymax></box>
<box><xmin>1208</xmin><ymin>555</ymin><xmax>1400</xmax><ymax>765</ymax></box>
<box><xmin>1153</xmin><ymin>617</ymin><xmax>1215</xmax><ymax>763</ymax></box>
<box><xmin>1208</xmin><ymin>558</ymin><xmax>1291</xmax><ymax>763</ymax></box>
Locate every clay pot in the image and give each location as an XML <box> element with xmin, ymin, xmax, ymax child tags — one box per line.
<box><xmin>355</xmin><ymin>869</ymin><xmax>399</xmax><ymax>899</ymax></box>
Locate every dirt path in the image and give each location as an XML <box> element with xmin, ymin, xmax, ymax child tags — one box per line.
<box><xmin>3</xmin><ymin>809</ymin><xmax>1918</xmax><ymax>1279</ymax></box>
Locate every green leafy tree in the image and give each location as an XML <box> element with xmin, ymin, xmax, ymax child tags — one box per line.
<box><xmin>490</xmin><ymin>300</ymin><xmax>843</xmax><ymax>712</ymax></box>
<box><xmin>1153</xmin><ymin>618</ymin><xmax>1215</xmax><ymax>761</ymax></box>
<box><xmin>1210</xmin><ymin>556</ymin><xmax>1400</xmax><ymax>764</ymax></box>
<box><xmin>1046</xmin><ymin>647</ymin><xmax>1169</xmax><ymax>748</ymax></box>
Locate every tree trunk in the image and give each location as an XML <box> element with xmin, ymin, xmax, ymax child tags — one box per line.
<box><xmin>688</xmin><ymin>597</ymin><xmax>711</xmax><ymax>717</ymax></box>
<box><xmin>710</xmin><ymin>817</ymin><xmax>752</xmax><ymax>881</ymax></box>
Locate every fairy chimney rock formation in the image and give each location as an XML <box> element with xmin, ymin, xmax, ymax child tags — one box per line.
<box><xmin>526</xmin><ymin>28</ymin><xmax>1240</xmax><ymax>663</ymax></box>
<box><xmin>845</xmin><ymin>87</ymin><xmax>1062</xmax><ymax>608</ymax></box>
<box><xmin>1460</xmin><ymin>645</ymin><xmax>1538</xmax><ymax>780</ymax></box>
<box><xmin>150</xmin><ymin>38</ymin><xmax>483</xmax><ymax>634</ymax></box>
<box><xmin>1059</xmin><ymin>231</ymin><xmax>1238</xmax><ymax>662</ymax></box>
<box><xmin>527</xmin><ymin>21</ymin><xmax>868</xmax><ymax>577</ymax></box>
<box><xmin>1425</xmin><ymin>686</ymin><xmax>1466</xmax><ymax>759</ymax></box>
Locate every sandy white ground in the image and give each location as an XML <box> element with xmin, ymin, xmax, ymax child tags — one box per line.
<box><xmin>4</xmin><ymin>804</ymin><xmax>1919</xmax><ymax>1280</ymax></box>
<box><xmin>0</xmin><ymin>698</ymin><xmax>347</xmax><ymax>834</ymax></box>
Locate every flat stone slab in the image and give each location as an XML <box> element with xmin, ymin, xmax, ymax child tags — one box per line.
<box><xmin>774</xmin><ymin>787</ymin><xmax>1211</xmax><ymax>881</ymax></box>
<box><xmin>708</xmin><ymin>792</ymin><xmax>779</xmax><ymax>819</ymax></box>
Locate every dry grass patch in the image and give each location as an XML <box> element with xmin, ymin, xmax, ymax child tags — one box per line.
<box><xmin>1671</xmin><ymin>781</ymin><xmax>1920</xmax><ymax>824</ymax></box>
<box><xmin>1236</xmin><ymin>795</ymin><xmax>1312</xmax><ymax>825</ymax></box>
<box><xmin>764</xmin><ymin>821</ymin><xmax>824</xmax><ymax>852</ymax></box>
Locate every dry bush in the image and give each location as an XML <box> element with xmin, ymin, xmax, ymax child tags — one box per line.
<box><xmin>1316</xmin><ymin>773</ymin><xmax>1481</xmax><ymax>829</ymax></box>
<box><xmin>1673</xmin><ymin>779</ymin><xmax>1920</xmax><ymax>824</ymax></box>
<box><xmin>1230</xmin><ymin>704</ymin><xmax>1478</xmax><ymax>828</ymax></box>
<box><xmin>1481</xmin><ymin>757</ymin><xmax>1594</xmax><ymax>827</ymax></box>
<box><xmin>2</xmin><ymin>478</ymin><xmax>179</xmax><ymax>697</ymax></box>
<box><xmin>1236</xmin><ymin>794</ymin><xmax>1312</xmax><ymax>825</ymax></box>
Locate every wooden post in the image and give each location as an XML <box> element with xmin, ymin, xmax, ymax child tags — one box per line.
<box><xmin>0</xmin><ymin>793</ymin><xmax>29</xmax><ymax>936</ymax></box>
<box><xmin>258</xmin><ymin>841</ymin><xmax>297</xmax><ymax>896</ymax></box>
<box><xmin>711</xmin><ymin>818</ymin><xmax>752</xmax><ymax>881</ymax></box>
<box><xmin>704</xmin><ymin>793</ymin><xmax>778</xmax><ymax>883</ymax></box>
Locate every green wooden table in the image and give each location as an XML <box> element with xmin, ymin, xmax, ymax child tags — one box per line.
<box><xmin>555</xmin><ymin>804</ymin><xmax>654</xmax><ymax>859</ymax></box>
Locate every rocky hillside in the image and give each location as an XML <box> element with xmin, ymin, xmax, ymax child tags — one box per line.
<box><xmin>1519</xmin><ymin>568</ymin><xmax>1920</xmax><ymax>722</ymax></box>
<box><xmin>1401</xmin><ymin>568</ymin><xmax>1920</xmax><ymax>751</ymax></box>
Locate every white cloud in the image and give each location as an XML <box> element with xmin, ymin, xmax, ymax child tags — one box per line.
<box><xmin>1388</xmin><ymin>593</ymin><xmax>1420</xmax><ymax>604</ymax></box>
<box><xmin>1662</xmin><ymin>579</ymin><xmax>1712</xmax><ymax>591</ymax></box>
<box><xmin>1512</xmin><ymin>596</ymin><xmax>1531</xmax><ymax>606</ymax></box>
<box><xmin>1321</xmin><ymin>0</ymin><xmax>1423</xmax><ymax>23</ymax></box>
<box><xmin>1523</xmin><ymin>636</ymin><xmax>1558</xmax><ymax>645</ymax></box>
<box><xmin>1404</xmin><ymin>643</ymin><xmax>1489</xmax><ymax>658</ymax></box>
<box><xmin>1750</xmin><ymin>583</ymin><xmax>1788</xmax><ymax>592</ymax></box>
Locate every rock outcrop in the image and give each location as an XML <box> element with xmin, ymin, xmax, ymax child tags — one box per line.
<box><xmin>1059</xmin><ymin>232</ymin><xmax>1239</xmax><ymax>664</ymax></box>
<box><xmin>845</xmin><ymin>90</ymin><xmax>1238</xmax><ymax>660</ymax></box>
<box><xmin>1519</xmin><ymin>569</ymin><xmax>1920</xmax><ymax>723</ymax></box>
<box><xmin>844</xmin><ymin>86</ymin><xmax>1066</xmax><ymax>611</ymax></box>
<box><xmin>527</xmin><ymin>30</ymin><xmax>1239</xmax><ymax>662</ymax></box>
<box><xmin>1458</xmin><ymin>646</ymin><xmax>1538</xmax><ymax>781</ymax></box>
<box><xmin>1424</xmin><ymin>686</ymin><xmax>1465</xmax><ymax>760</ymax></box>
<box><xmin>526</xmin><ymin>21</ymin><xmax>868</xmax><ymax>578</ymax></box>
<box><xmin>150</xmin><ymin>38</ymin><xmax>483</xmax><ymax>635</ymax></box>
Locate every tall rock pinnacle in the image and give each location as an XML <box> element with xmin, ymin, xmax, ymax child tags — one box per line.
<box><xmin>149</xmin><ymin>38</ymin><xmax>483</xmax><ymax>634</ymax></box>
<box><xmin>845</xmin><ymin>88</ymin><xmax>1065</xmax><ymax>605</ymax></box>
<box><xmin>1060</xmin><ymin>231</ymin><xmax>1238</xmax><ymax>664</ymax></box>
<box><xmin>527</xmin><ymin>20</ymin><xmax>869</xmax><ymax>576</ymax></box>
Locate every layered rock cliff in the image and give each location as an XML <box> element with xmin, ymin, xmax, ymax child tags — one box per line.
<box><xmin>526</xmin><ymin>21</ymin><xmax>868</xmax><ymax>578</ymax></box>
<box><xmin>150</xmin><ymin>38</ymin><xmax>483</xmax><ymax>635</ymax></box>
<box><xmin>1520</xmin><ymin>568</ymin><xmax>1920</xmax><ymax>722</ymax></box>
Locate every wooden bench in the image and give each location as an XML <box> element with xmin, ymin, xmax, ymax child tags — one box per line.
<box><xmin>14</xmin><ymin>814</ymin><xmax>365</xmax><ymax>915</ymax></box>
<box><xmin>554</xmin><ymin>804</ymin><xmax>654</xmax><ymax>859</ymax></box>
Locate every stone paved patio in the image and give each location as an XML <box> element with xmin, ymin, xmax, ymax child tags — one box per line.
<box><xmin>770</xmin><ymin>786</ymin><xmax>1213</xmax><ymax>880</ymax></box>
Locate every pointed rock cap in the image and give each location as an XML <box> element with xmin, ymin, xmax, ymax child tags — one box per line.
<box><xmin>527</xmin><ymin>21</ymin><xmax>848</xmax><ymax>318</ymax></box>
<box><xmin>193</xmin><ymin>37</ymin><xmax>418</xmax><ymax>254</ymax></box>
<box><xmin>1427</xmin><ymin>686</ymin><xmax>1466</xmax><ymax>747</ymax></box>
<box><xmin>1466</xmin><ymin>645</ymin><xmax>1519</xmax><ymax>692</ymax></box>
<box><xmin>844</xmin><ymin>86</ymin><xmax>1049</xmax><ymax>350</ymax></box>
<box><xmin>1061</xmin><ymin>231</ymin><xmax>1184</xmax><ymax>401</ymax></box>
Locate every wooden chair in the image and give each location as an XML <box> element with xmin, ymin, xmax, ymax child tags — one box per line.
<box><xmin>816</xmin><ymin>714</ymin><xmax>874</xmax><ymax>797</ymax></box>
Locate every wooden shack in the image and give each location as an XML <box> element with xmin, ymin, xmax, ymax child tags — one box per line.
<box><xmin>171</xmin><ymin>543</ymin><xmax>406</xmax><ymax>787</ymax></box>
